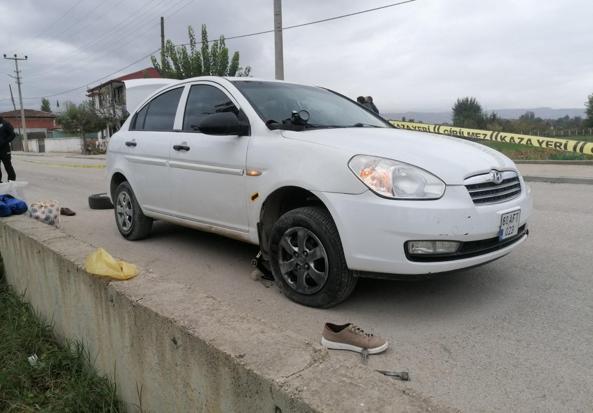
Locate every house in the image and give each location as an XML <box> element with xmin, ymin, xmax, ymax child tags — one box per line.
<box><xmin>0</xmin><ymin>109</ymin><xmax>65</xmax><ymax>152</ymax></box>
<box><xmin>86</xmin><ymin>67</ymin><xmax>161</xmax><ymax>138</ymax></box>
<box><xmin>0</xmin><ymin>109</ymin><xmax>58</xmax><ymax>132</ymax></box>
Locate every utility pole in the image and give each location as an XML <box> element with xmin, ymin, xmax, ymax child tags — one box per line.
<box><xmin>273</xmin><ymin>0</ymin><xmax>284</xmax><ymax>80</ymax></box>
<box><xmin>3</xmin><ymin>54</ymin><xmax>29</xmax><ymax>152</ymax></box>
<box><xmin>160</xmin><ymin>16</ymin><xmax>165</xmax><ymax>63</ymax></box>
<box><xmin>8</xmin><ymin>84</ymin><xmax>22</xmax><ymax>138</ymax></box>
<box><xmin>8</xmin><ymin>84</ymin><xmax>17</xmax><ymax>111</ymax></box>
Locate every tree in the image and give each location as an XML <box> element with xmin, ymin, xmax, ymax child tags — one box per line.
<box><xmin>452</xmin><ymin>97</ymin><xmax>486</xmax><ymax>129</ymax></box>
<box><xmin>41</xmin><ymin>97</ymin><xmax>51</xmax><ymax>112</ymax></box>
<box><xmin>484</xmin><ymin>112</ymin><xmax>505</xmax><ymax>131</ymax></box>
<box><xmin>585</xmin><ymin>93</ymin><xmax>593</xmax><ymax>127</ymax></box>
<box><xmin>57</xmin><ymin>101</ymin><xmax>106</xmax><ymax>153</ymax></box>
<box><xmin>151</xmin><ymin>25</ymin><xmax>251</xmax><ymax>79</ymax></box>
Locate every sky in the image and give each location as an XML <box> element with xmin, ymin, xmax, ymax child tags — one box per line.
<box><xmin>1</xmin><ymin>0</ymin><xmax>592</xmax><ymax>113</ymax></box>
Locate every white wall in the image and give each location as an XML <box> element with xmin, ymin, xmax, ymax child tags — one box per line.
<box><xmin>44</xmin><ymin>137</ymin><xmax>82</xmax><ymax>153</ymax></box>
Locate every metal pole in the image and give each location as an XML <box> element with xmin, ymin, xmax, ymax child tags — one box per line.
<box><xmin>8</xmin><ymin>83</ymin><xmax>22</xmax><ymax>138</ymax></box>
<box><xmin>160</xmin><ymin>16</ymin><xmax>165</xmax><ymax>61</ymax></box>
<box><xmin>14</xmin><ymin>58</ymin><xmax>28</xmax><ymax>152</ymax></box>
<box><xmin>3</xmin><ymin>54</ymin><xmax>29</xmax><ymax>152</ymax></box>
<box><xmin>273</xmin><ymin>0</ymin><xmax>284</xmax><ymax>80</ymax></box>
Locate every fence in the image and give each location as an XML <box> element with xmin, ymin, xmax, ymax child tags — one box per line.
<box><xmin>517</xmin><ymin>128</ymin><xmax>593</xmax><ymax>138</ymax></box>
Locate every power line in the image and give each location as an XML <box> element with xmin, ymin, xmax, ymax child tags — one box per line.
<box><xmin>34</xmin><ymin>48</ymin><xmax>162</xmax><ymax>99</ymax></box>
<box><xmin>26</xmin><ymin>0</ymin><xmax>190</xmax><ymax>81</ymax></box>
<box><xmin>14</xmin><ymin>0</ymin><xmax>118</xmax><ymax>60</ymax></box>
<box><xmin>15</xmin><ymin>0</ymin><xmax>86</xmax><ymax>50</ymax></box>
<box><xmin>24</xmin><ymin>0</ymin><xmax>418</xmax><ymax>100</ymax></box>
<box><xmin>284</xmin><ymin>0</ymin><xmax>416</xmax><ymax>31</ymax></box>
<box><xmin>178</xmin><ymin>0</ymin><xmax>416</xmax><ymax>46</ymax></box>
<box><xmin>47</xmin><ymin>0</ymin><xmax>121</xmax><ymax>46</ymax></box>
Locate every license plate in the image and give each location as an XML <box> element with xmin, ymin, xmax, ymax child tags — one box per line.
<box><xmin>499</xmin><ymin>210</ymin><xmax>521</xmax><ymax>241</ymax></box>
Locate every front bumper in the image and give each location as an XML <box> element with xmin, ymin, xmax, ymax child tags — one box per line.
<box><xmin>315</xmin><ymin>180</ymin><xmax>532</xmax><ymax>275</ymax></box>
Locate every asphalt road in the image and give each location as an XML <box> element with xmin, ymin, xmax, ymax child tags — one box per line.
<box><xmin>7</xmin><ymin>153</ymin><xmax>593</xmax><ymax>412</ymax></box>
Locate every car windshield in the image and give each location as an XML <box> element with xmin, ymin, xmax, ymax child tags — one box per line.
<box><xmin>232</xmin><ymin>80</ymin><xmax>390</xmax><ymax>130</ymax></box>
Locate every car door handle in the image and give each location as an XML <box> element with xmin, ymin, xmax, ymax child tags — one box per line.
<box><xmin>125</xmin><ymin>140</ymin><xmax>137</xmax><ymax>147</ymax></box>
<box><xmin>173</xmin><ymin>144</ymin><xmax>190</xmax><ymax>152</ymax></box>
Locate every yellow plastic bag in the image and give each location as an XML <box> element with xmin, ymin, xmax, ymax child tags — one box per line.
<box><xmin>84</xmin><ymin>248</ymin><xmax>138</xmax><ymax>280</ymax></box>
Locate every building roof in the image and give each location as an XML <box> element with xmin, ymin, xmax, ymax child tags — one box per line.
<box><xmin>0</xmin><ymin>109</ymin><xmax>56</xmax><ymax>118</ymax></box>
<box><xmin>86</xmin><ymin>67</ymin><xmax>161</xmax><ymax>94</ymax></box>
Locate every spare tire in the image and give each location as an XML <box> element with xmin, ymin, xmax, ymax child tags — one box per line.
<box><xmin>88</xmin><ymin>193</ymin><xmax>114</xmax><ymax>210</ymax></box>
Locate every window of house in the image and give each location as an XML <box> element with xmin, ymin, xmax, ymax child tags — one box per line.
<box><xmin>132</xmin><ymin>87</ymin><xmax>183</xmax><ymax>131</ymax></box>
<box><xmin>183</xmin><ymin>85</ymin><xmax>238</xmax><ymax>132</ymax></box>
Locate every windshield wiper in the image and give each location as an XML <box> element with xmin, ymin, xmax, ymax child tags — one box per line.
<box><xmin>352</xmin><ymin>123</ymin><xmax>381</xmax><ymax>128</ymax></box>
<box><xmin>303</xmin><ymin>123</ymin><xmax>342</xmax><ymax>129</ymax></box>
<box><xmin>267</xmin><ymin>120</ymin><xmax>382</xmax><ymax>131</ymax></box>
<box><xmin>304</xmin><ymin>123</ymin><xmax>382</xmax><ymax>129</ymax></box>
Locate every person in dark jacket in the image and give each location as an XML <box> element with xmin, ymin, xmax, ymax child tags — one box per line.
<box><xmin>357</xmin><ymin>95</ymin><xmax>374</xmax><ymax>111</ymax></box>
<box><xmin>0</xmin><ymin>116</ymin><xmax>17</xmax><ymax>182</ymax></box>
<box><xmin>366</xmin><ymin>96</ymin><xmax>379</xmax><ymax>114</ymax></box>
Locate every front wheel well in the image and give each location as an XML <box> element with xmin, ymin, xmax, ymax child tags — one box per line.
<box><xmin>110</xmin><ymin>173</ymin><xmax>128</xmax><ymax>199</ymax></box>
<box><xmin>259</xmin><ymin>186</ymin><xmax>328</xmax><ymax>256</ymax></box>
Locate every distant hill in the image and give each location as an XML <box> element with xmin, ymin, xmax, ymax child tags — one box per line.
<box><xmin>384</xmin><ymin>107</ymin><xmax>586</xmax><ymax>123</ymax></box>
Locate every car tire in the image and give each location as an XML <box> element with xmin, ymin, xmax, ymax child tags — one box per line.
<box><xmin>113</xmin><ymin>181</ymin><xmax>152</xmax><ymax>240</ymax></box>
<box><xmin>269</xmin><ymin>206</ymin><xmax>357</xmax><ymax>308</ymax></box>
<box><xmin>88</xmin><ymin>193</ymin><xmax>114</xmax><ymax>210</ymax></box>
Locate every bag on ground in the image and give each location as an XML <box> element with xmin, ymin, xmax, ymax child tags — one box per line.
<box><xmin>84</xmin><ymin>248</ymin><xmax>138</xmax><ymax>280</ymax></box>
<box><xmin>27</xmin><ymin>200</ymin><xmax>60</xmax><ymax>226</ymax></box>
<box><xmin>0</xmin><ymin>194</ymin><xmax>28</xmax><ymax>217</ymax></box>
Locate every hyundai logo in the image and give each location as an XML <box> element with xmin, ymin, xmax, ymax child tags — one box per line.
<box><xmin>490</xmin><ymin>170</ymin><xmax>503</xmax><ymax>184</ymax></box>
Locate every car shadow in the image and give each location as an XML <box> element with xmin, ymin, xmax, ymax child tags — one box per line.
<box><xmin>147</xmin><ymin>220</ymin><xmax>259</xmax><ymax>259</ymax></box>
<box><xmin>145</xmin><ymin>221</ymin><xmax>518</xmax><ymax>318</ymax></box>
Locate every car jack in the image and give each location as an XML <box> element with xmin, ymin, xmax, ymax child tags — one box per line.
<box><xmin>251</xmin><ymin>251</ymin><xmax>275</xmax><ymax>281</ymax></box>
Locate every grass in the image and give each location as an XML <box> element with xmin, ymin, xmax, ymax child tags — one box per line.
<box><xmin>472</xmin><ymin>140</ymin><xmax>593</xmax><ymax>161</ymax></box>
<box><xmin>0</xmin><ymin>260</ymin><xmax>121</xmax><ymax>413</ymax></box>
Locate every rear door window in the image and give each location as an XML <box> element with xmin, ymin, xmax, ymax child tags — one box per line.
<box><xmin>134</xmin><ymin>87</ymin><xmax>183</xmax><ymax>131</ymax></box>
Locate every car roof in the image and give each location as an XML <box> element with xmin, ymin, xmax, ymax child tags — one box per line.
<box><xmin>167</xmin><ymin>75</ymin><xmax>319</xmax><ymax>88</ymax></box>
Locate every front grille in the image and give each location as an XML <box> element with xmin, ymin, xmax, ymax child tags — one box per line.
<box><xmin>465</xmin><ymin>171</ymin><xmax>521</xmax><ymax>205</ymax></box>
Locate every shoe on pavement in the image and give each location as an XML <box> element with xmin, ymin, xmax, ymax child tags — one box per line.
<box><xmin>321</xmin><ymin>323</ymin><xmax>388</xmax><ymax>354</ymax></box>
<box><xmin>60</xmin><ymin>207</ymin><xmax>76</xmax><ymax>216</ymax></box>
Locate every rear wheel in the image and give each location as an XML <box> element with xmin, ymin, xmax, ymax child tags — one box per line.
<box><xmin>114</xmin><ymin>181</ymin><xmax>152</xmax><ymax>240</ymax></box>
<box><xmin>269</xmin><ymin>206</ymin><xmax>357</xmax><ymax>308</ymax></box>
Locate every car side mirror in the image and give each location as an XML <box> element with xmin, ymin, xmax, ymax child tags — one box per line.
<box><xmin>196</xmin><ymin>112</ymin><xmax>249</xmax><ymax>136</ymax></box>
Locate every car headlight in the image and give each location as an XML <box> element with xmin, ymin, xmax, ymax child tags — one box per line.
<box><xmin>348</xmin><ymin>155</ymin><xmax>445</xmax><ymax>199</ymax></box>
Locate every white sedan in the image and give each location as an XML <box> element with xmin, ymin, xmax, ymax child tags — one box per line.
<box><xmin>106</xmin><ymin>77</ymin><xmax>532</xmax><ymax>308</ymax></box>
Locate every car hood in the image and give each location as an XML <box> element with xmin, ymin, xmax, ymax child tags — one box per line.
<box><xmin>281</xmin><ymin>128</ymin><xmax>517</xmax><ymax>185</ymax></box>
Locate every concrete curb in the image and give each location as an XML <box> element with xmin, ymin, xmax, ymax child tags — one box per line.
<box><xmin>65</xmin><ymin>155</ymin><xmax>107</xmax><ymax>161</ymax></box>
<box><xmin>12</xmin><ymin>152</ymin><xmax>106</xmax><ymax>160</ymax></box>
<box><xmin>0</xmin><ymin>217</ymin><xmax>450</xmax><ymax>413</ymax></box>
<box><xmin>12</xmin><ymin>151</ymin><xmax>45</xmax><ymax>156</ymax></box>
<box><xmin>523</xmin><ymin>175</ymin><xmax>593</xmax><ymax>185</ymax></box>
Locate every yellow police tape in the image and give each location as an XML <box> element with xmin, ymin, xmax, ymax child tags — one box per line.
<box><xmin>390</xmin><ymin>121</ymin><xmax>593</xmax><ymax>155</ymax></box>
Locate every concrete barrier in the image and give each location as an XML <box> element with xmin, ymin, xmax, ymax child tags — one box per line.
<box><xmin>0</xmin><ymin>216</ymin><xmax>449</xmax><ymax>413</ymax></box>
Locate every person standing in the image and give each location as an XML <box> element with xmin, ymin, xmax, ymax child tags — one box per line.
<box><xmin>0</xmin><ymin>116</ymin><xmax>17</xmax><ymax>182</ymax></box>
<box><xmin>359</xmin><ymin>96</ymin><xmax>374</xmax><ymax>111</ymax></box>
<box><xmin>366</xmin><ymin>96</ymin><xmax>379</xmax><ymax>114</ymax></box>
